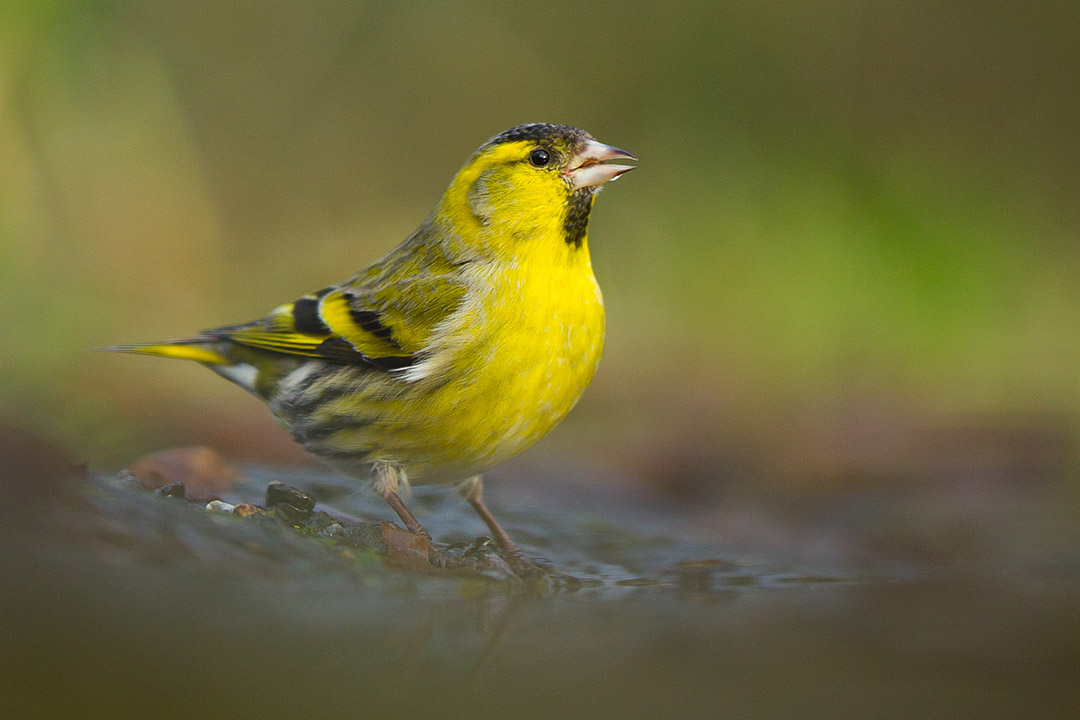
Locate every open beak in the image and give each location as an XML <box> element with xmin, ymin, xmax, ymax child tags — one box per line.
<box><xmin>567</xmin><ymin>139</ymin><xmax>637</xmax><ymax>189</ymax></box>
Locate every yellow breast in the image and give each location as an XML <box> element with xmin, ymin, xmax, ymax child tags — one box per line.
<box><xmin>397</xmin><ymin>240</ymin><xmax>605</xmax><ymax>482</ymax></box>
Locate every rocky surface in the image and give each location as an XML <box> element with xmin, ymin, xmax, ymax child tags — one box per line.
<box><xmin>2</xmin><ymin>452</ymin><xmax>1078</xmax><ymax>720</ymax></box>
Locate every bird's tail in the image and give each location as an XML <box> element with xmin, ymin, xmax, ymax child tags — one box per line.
<box><xmin>100</xmin><ymin>338</ymin><xmax>228</xmax><ymax>366</ymax></box>
<box><xmin>101</xmin><ymin>337</ymin><xmax>279</xmax><ymax>397</ymax></box>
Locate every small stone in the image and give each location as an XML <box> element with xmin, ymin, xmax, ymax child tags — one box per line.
<box><xmin>205</xmin><ymin>500</ymin><xmax>235</xmax><ymax>514</ymax></box>
<box><xmin>265</xmin><ymin>482</ymin><xmax>315</xmax><ymax>514</ymax></box>
<box><xmin>269</xmin><ymin>503</ymin><xmax>308</xmax><ymax>525</ymax></box>
<box><xmin>322</xmin><ymin>522</ymin><xmax>346</xmax><ymax>537</ymax></box>
<box><xmin>154</xmin><ymin>481</ymin><xmax>186</xmax><ymax>499</ymax></box>
<box><xmin>232</xmin><ymin>503</ymin><xmax>265</xmax><ymax>519</ymax></box>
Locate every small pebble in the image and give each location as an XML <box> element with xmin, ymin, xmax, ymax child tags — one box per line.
<box><xmin>233</xmin><ymin>503</ymin><xmax>265</xmax><ymax>518</ymax></box>
<box><xmin>154</xmin><ymin>481</ymin><xmax>186</xmax><ymax>499</ymax></box>
<box><xmin>205</xmin><ymin>500</ymin><xmax>236</xmax><ymax>514</ymax></box>
<box><xmin>265</xmin><ymin>482</ymin><xmax>315</xmax><ymax>514</ymax></box>
<box><xmin>270</xmin><ymin>503</ymin><xmax>308</xmax><ymax>525</ymax></box>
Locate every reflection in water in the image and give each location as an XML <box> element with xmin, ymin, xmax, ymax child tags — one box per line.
<box><xmin>1</xmin><ymin>467</ymin><xmax>1078</xmax><ymax>719</ymax></box>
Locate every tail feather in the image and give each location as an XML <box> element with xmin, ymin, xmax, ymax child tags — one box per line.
<box><xmin>101</xmin><ymin>337</ymin><xmax>280</xmax><ymax>397</ymax></box>
<box><xmin>100</xmin><ymin>340</ymin><xmax>228</xmax><ymax>366</ymax></box>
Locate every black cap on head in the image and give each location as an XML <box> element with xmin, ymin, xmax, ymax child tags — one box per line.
<box><xmin>487</xmin><ymin>123</ymin><xmax>591</xmax><ymax>149</ymax></box>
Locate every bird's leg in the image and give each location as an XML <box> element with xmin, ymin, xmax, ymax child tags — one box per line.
<box><xmin>457</xmin><ymin>475</ymin><xmax>524</xmax><ymax>563</ymax></box>
<box><xmin>375</xmin><ymin>462</ymin><xmax>430</xmax><ymax>538</ymax></box>
<box><xmin>383</xmin><ymin>490</ymin><xmax>429</xmax><ymax>537</ymax></box>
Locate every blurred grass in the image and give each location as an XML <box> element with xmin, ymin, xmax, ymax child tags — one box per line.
<box><xmin>1</xmin><ymin>1</ymin><xmax>1078</xmax><ymax>488</ymax></box>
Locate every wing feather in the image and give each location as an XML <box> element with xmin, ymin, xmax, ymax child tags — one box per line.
<box><xmin>205</xmin><ymin>270</ymin><xmax>468</xmax><ymax>369</ymax></box>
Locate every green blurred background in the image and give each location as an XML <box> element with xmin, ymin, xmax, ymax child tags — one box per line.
<box><xmin>3</xmin><ymin>0</ymin><xmax>1078</xmax><ymax>500</ymax></box>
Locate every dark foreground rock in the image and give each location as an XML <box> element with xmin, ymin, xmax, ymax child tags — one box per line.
<box><xmin>95</xmin><ymin>470</ymin><xmax>564</xmax><ymax>587</ymax></box>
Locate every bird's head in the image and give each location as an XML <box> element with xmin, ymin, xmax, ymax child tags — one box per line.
<box><xmin>438</xmin><ymin>123</ymin><xmax>636</xmax><ymax>253</ymax></box>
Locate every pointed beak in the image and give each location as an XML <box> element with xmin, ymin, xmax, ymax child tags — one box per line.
<box><xmin>567</xmin><ymin>139</ymin><xmax>638</xmax><ymax>189</ymax></box>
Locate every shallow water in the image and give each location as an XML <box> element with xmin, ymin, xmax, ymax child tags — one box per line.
<box><xmin>2</xmin><ymin>465</ymin><xmax>1078</xmax><ymax>719</ymax></box>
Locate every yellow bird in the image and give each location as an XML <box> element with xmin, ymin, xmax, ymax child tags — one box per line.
<box><xmin>109</xmin><ymin>123</ymin><xmax>636</xmax><ymax>565</ymax></box>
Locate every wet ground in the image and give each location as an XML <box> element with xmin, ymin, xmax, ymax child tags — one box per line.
<box><xmin>2</xmin><ymin>459</ymin><xmax>1078</xmax><ymax>719</ymax></box>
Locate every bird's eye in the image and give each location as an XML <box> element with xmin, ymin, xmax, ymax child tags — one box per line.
<box><xmin>528</xmin><ymin>148</ymin><xmax>551</xmax><ymax>168</ymax></box>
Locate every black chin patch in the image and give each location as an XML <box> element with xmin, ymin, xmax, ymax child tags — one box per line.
<box><xmin>564</xmin><ymin>188</ymin><xmax>594</xmax><ymax>248</ymax></box>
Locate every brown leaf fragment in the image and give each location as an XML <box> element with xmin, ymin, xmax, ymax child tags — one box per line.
<box><xmin>128</xmin><ymin>446</ymin><xmax>240</xmax><ymax>498</ymax></box>
<box><xmin>380</xmin><ymin>521</ymin><xmax>432</xmax><ymax>571</ymax></box>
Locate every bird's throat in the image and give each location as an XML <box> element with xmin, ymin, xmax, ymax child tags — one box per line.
<box><xmin>563</xmin><ymin>189</ymin><xmax>595</xmax><ymax>248</ymax></box>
